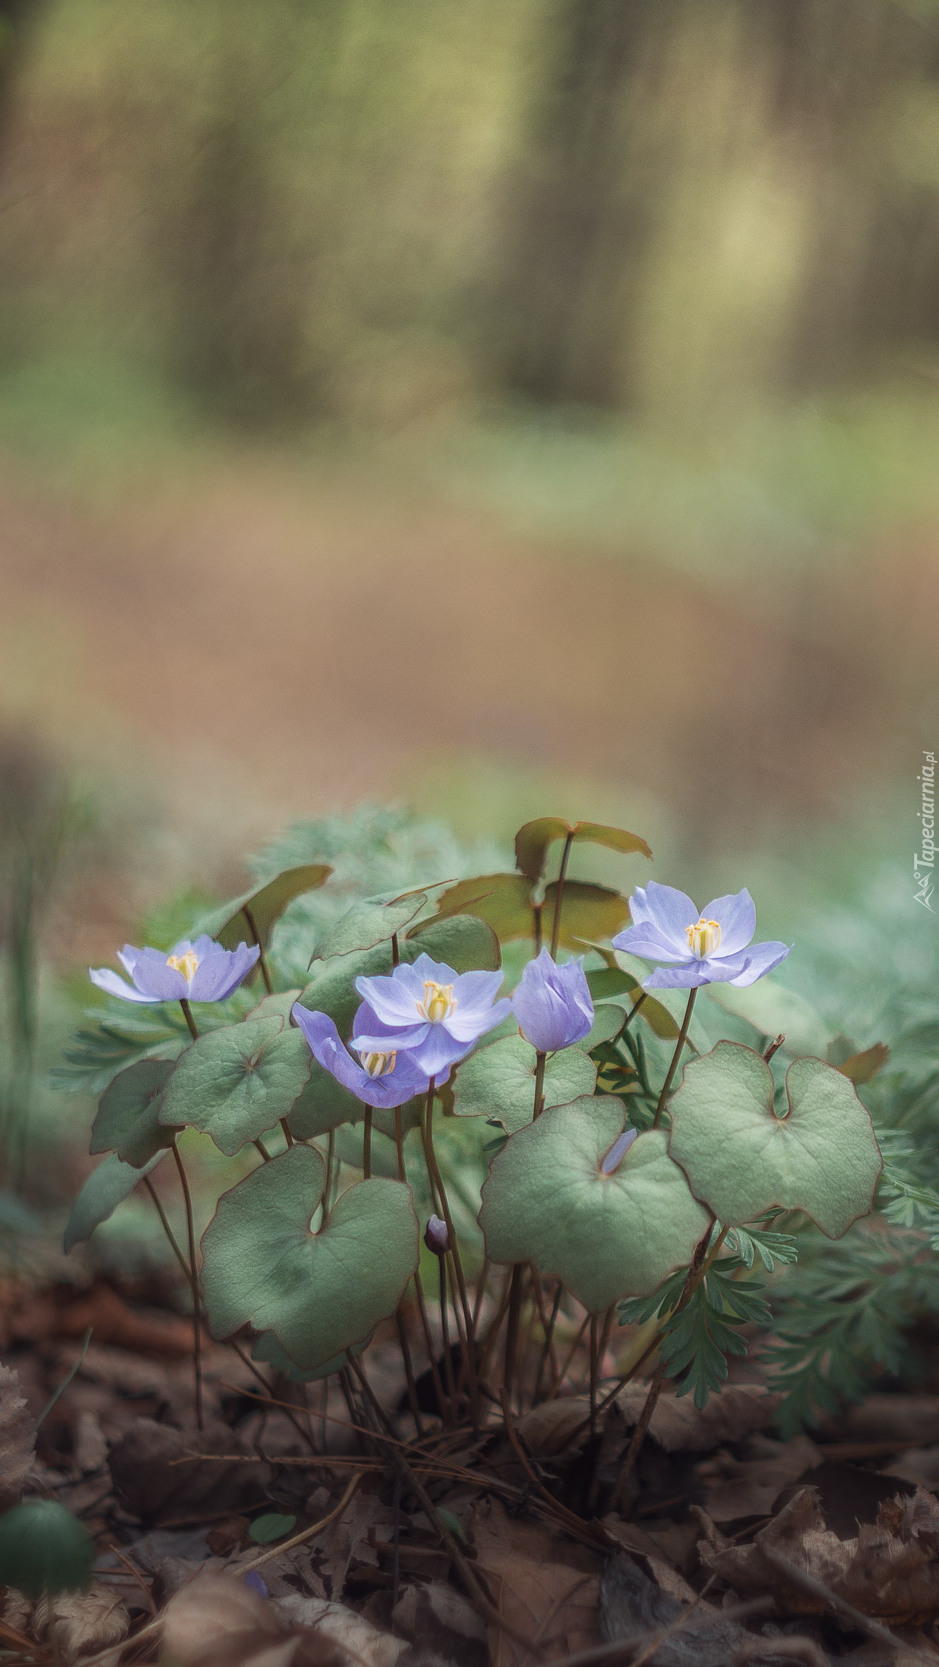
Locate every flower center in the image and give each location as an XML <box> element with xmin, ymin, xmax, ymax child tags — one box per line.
<box><xmin>685</xmin><ymin>918</ymin><xmax>722</xmax><ymax>959</ymax></box>
<box><xmin>416</xmin><ymin>980</ymin><xmax>456</xmax><ymax>1023</ymax></box>
<box><xmin>166</xmin><ymin>951</ymin><xmax>199</xmax><ymax>982</ymax></box>
<box><xmin>359</xmin><ymin>1049</ymin><xmax>397</xmax><ymax>1078</ymax></box>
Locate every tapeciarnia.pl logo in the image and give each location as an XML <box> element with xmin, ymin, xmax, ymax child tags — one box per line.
<box><xmin>915</xmin><ymin>750</ymin><xmax>935</xmax><ymax>912</ymax></box>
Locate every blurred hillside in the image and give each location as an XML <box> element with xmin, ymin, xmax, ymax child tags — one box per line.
<box><xmin>0</xmin><ymin>0</ymin><xmax>935</xmax><ymax>928</ymax></box>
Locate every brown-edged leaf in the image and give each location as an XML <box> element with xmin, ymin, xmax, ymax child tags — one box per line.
<box><xmin>837</xmin><ymin>1043</ymin><xmax>890</xmax><ymax>1084</ymax></box>
<box><xmin>515</xmin><ymin>818</ymin><xmax>652</xmax><ymax>882</ymax></box>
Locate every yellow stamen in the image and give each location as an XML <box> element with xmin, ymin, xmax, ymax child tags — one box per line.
<box><xmin>167</xmin><ymin>950</ymin><xmax>199</xmax><ymax>982</ymax></box>
<box><xmin>685</xmin><ymin>918</ymin><xmax>722</xmax><ymax>959</ymax></box>
<box><xmin>359</xmin><ymin>1050</ymin><xmax>397</xmax><ymax>1078</ymax></box>
<box><xmin>416</xmin><ymin>980</ymin><xmax>456</xmax><ymax>1023</ymax></box>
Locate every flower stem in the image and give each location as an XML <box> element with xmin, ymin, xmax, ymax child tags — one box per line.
<box><xmin>502</xmin><ymin>1264</ymin><xmax>526</xmax><ymax>1409</ymax></box>
<box><xmin>179</xmin><ymin>999</ymin><xmax>199</xmax><ymax>1041</ymax></box>
<box><xmin>420</xmin><ymin>1085</ymin><xmax>479</xmax><ymax>1422</ymax></box>
<box><xmin>241</xmin><ymin>904</ymin><xmax>273</xmax><ymax>997</ymax></box>
<box><xmin>391</xmin><ymin>932</ymin><xmax>400</xmax><ymax>968</ymax></box>
<box><xmin>280</xmin><ymin>1119</ymin><xmax>295</xmax><ymax>1147</ymax></box>
<box><xmin>532</xmin><ymin>1050</ymin><xmax>547</xmax><ymax>1119</ymax></box>
<box><xmin>438</xmin><ymin>1253</ymin><xmax>458</xmax><ymax>1416</ymax></box>
<box><xmin>652</xmin><ymin>987</ymin><xmax>697</xmax><ymax>1127</ymax></box>
<box><xmin>363</xmin><ymin>1108</ymin><xmax>373</xmax><ymax>1179</ymax></box>
<box><xmin>549</xmin><ymin>831</ymin><xmax>576</xmax><ymax>959</ymax></box>
<box><xmin>254</xmin><ymin>1138</ymin><xmax>272</xmax><ymax>1162</ymax></box>
<box><xmin>170</xmin><ymin>1137</ymin><xmax>204</xmax><ymax>1430</ymax></box>
<box><xmin>531</xmin><ymin>1280</ymin><xmax>563</xmax><ymax>1402</ymax></box>
<box><xmin>614</xmin><ymin>1221</ymin><xmax>728</xmax><ymax>1498</ymax></box>
<box><xmin>589</xmin><ymin>1312</ymin><xmax>600</xmax><ymax>1440</ymax></box>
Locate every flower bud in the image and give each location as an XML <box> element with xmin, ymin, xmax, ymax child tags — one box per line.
<box><xmin>424</xmin><ymin>1214</ymin><xmax>450</xmax><ymax>1256</ymax></box>
<box><xmin>512</xmin><ymin>948</ymin><xmax>593</xmax><ymax>1053</ymax></box>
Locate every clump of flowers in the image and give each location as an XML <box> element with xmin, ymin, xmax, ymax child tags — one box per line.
<box><xmin>66</xmin><ymin>814</ymin><xmax>890</xmax><ymax>1464</ymax></box>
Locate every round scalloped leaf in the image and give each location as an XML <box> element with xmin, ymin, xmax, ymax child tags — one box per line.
<box><xmin>404</xmin><ymin>910</ymin><xmax>501</xmax><ymax>971</ymax></box>
<box><xmin>515</xmin><ymin>818</ymin><xmax>652</xmax><ymax>882</ymax></box>
<box><xmin>253</xmin><ymin>1329</ymin><xmax>368</xmax><ymax>1383</ymax></box>
<box><xmin>64</xmin><ymin>1150</ymin><xmax>165</xmax><ymax>1253</ymax></box>
<box><xmin>451</xmin><ymin>1035</ymin><xmax>596</xmax><ymax>1133</ymax></box>
<box><xmin>667</xmin><ymin>1042</ymin><xmax>883</xmax><ymax>1238</ymax></box>
<box><xmin>197</xmin><ymin>864</ymin><xmax>333</xmax><ymax>949</ymax></box>
<box><xmin>201</xmin><ymin>1145</ymin><xmax>419</xmax><ymax>1370</ymax></box>
<box><xmin>479</xmin><ymin>1098</ymin><xmax>710</xmax><ymax>1310</ymax></box>
<box><xmin>0</xmin><ymin>1499</ymin><xmax>95</xmax><ymax>1599</ymax></box>
<box><xmin>287</xmin><ymin>1057</ymin><xmax>364</xmax><ymax>1140</ymax></box>
<box><xmin>311</xmin><ymin>889</ymin><xmax>428</xmax><ymax>962</ymax></box>
<box><xmin>91</xmin><ymin>1059</ymin><xmax>178</xmax><ymax>1167</ymax></box>
<box><xmin>158</xmin><ymin>1016</ymin><xmax>312</xmax><ymax>1156</ymax></box>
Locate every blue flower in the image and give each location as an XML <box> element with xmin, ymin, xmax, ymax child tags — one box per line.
<box><xmin>613</xmin><ymin>882</ymin><xmax>791</xmax><ymax>990</ymax></box>
<box><xmin>292</xmin><ymin>1004</ymin><xmax>430</xmax><ymax>1108</ymax></box>
<box><xmin>352</xmin><ymin>952</ymin><xmax>512</xmax><ymax>1079</ymax></box>
<box><xmin>512</xmin><ymin>948</ymin><xmax>593</xmax><ymax>1052</ymax></box>
<box><xmin>89</xmin><ymin>935</ymin><xmax>260</xmax><ymax>1005</ymax></box>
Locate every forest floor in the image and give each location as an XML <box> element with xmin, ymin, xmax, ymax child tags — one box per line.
<box><xmin>5</xmin><ymin>1264</ymin><xmax>939</xmax><ymax>1667</ymax></box>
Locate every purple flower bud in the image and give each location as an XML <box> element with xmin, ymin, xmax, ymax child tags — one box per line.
<box><xmin>424</xmin><ymin>1214</ymin><xmax>450</xmax><ymax>1256</ymax></box>
<box><xmin>512</xmin><ymin>948</ymin><xmax>594</xmax><ymax>1053</ymax></box>
<box><xmin>600</xmin><ymin>1127</ymin><xmax>638</xmax><ymax>1175</ymax></box>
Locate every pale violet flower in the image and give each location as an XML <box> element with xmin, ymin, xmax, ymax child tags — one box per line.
<box><xmin>90</xmin><ymin>935</ymin><xmax>259</xmax><ymax>1005</ymax></box>
<box><xmin>613</xmin><ymin>882</ymin><xmax>790</xmax><ymax>990</ymax></box>
<box><xmin>352</xmin><ymin>952</ymin><xmax>512</xmax><ymax>1079</ymax></box>
<box><xmin>512</xmin><ymin>949</ymin><xmax>593</xmax><ymax>1052</ymax></box>
<box><xmin>292</xmin><ymin>1005</ymin><xmax>430</xmax><ymax>1108</ymax></box>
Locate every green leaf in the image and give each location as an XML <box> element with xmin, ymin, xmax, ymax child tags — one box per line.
<box><xmin>197</xmin><ymin>864</ymin><xmax>333</xmax><ymax>949</ymax></box>
<box><xmin>479</xmin><ymin>1098</ymin><xmax>710</xmax><ymax>1309</ymax></box>
<box><xmin>64</xmin><ymin>1150</ymin><xmax>165</xmax><ymax>1253</ymax></box>
<box><xmin>201</xmin><ymin>1145</ymin><xmax>419</xmax><ymax>1370</ymax></box>
<box><xmin>311</xmin><ymin>889</ymin><xmax>428</xmax><ymax>962</ymax></box>
<box><xmin>90</xmin><ymin>1059</ymin><xmax>179</xmax><ymax>1167</ymax></box>
<box><xmin>249</xmin><ymin>1513</ymin><xmax>297</xmax><ymax>1545</ymax></box>
<box><xmin>585</xmin><ymin>963</ymin><xmax>679</xmax><ymax>1041</ymax></box>
<box><xmin>0</xmin><ymin>1500</ymin><xmax>95</xmax><ymax>1599</ymax></box>
<box><xmin>514</xmin><ymin>818</ymin><xmax>651</xmax><ymax>881</ymax></box>
<box><xmin>405</xmin><ymin>910</ymin><xmax>501</xmax><ymax>971</ymax></box>
<box><xmin>286</xmin><ymin>1058</ymin><xmax>363</xmax><ymax>1140</ymax></box>
<box><xmin>451</xmin><ymin>1034</ymin><xmax>596</xmax><ymax>1133</ymax></box>
<box><xmin>158</xmin><ymin>1017</ymin><xmax>312</xmax><ymax>1156</ymax></box>
<box><xmin>667</xmin><ymin>1043</ymin><xmax>883</xmax><ymax>1239</ymax></box>
<box><xmin>246</xmin><ymin>989</ymin><xmax>302</xmax><ymax>1023</ymax></box>
<box><xmin>252</xmin><ymin>1329</ymin><xmax>368</xmax><ymax>1383</ymax></box>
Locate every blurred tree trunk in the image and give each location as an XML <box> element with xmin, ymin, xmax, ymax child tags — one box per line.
<box><xmin>493</xmin><ymin>0</ymin><xmax>657</xmax><ymax>408</ymax></box>
<box><xmin>0</xmin><ymin>1</ymin><xmax>51</xmax><ymax>146</ymax></box>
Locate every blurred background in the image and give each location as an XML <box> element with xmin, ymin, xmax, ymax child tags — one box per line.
<box><xmin>0</xmin><ymin>0</ymin><xmax>937</xmax><ymax>987</ymax></box>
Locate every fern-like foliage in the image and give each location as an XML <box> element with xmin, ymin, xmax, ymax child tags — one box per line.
<box><xmin>620</xmin><ymin>1250</ymin><xmax>774</xmax><ymax>1410</ymax></box>
<box><xmin>763</xmin><ymin>1228</ymin><xmax>934</xmax><ymax>1436</ymax></box>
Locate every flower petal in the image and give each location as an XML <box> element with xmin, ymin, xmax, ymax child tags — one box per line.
<box><xmin>189</xmin><ymin>942</ymin><xmax>260</xmax><ymax>1001</ymax></box>
<box><xmin>355</xmin><ymin>964</ymin><xmax>426</xmax><ymax>1026</ymax></box>
<box><xmin>444</xmin><ymin>996</ymin><xmax>512</xmax><ymax>1043</ymax></box>
<box><xmin>124</xmin><ymin>956</ymin><xmax>190</xmax><ymax>1001</ymax></box>
<box><xmin>292</xmin><ymin>1003</ymin><xmax>429</xmax><ymax>1107</ymax></box>
<box><xmin>89</xmin><ymin>967</ymin><xmax>164</xmax><ymax>1003</ymax></box>
<box><xmin>644</xmin><ymin>962</ymin><xmax>713</xmax><ymax>989</ymax></box>
<box><xmin>627</xmin><ymin>883</ymin><xmax>697</xmax><ymax>954</ymax></box>
<box><xmin>700</xmin><ymin>890</ymin><xmax>756</xmax><ymax>958</ymax></box>
<box><xmin>726</xmin><ymin>940</ymin><xmax>791</xmax><ymax>987</ymax></box>
<box><xmin>612</xmin><ymin>924</ymin><xmax>692</xmax><ymax>963</ymax></box>
<box><xmin>408</xmin><ymin>1026</ymin><xmax>475</xmax><ymax>1079</ymax></box>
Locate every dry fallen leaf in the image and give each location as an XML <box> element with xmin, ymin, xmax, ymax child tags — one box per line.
<box><xmin>32</xmin><ymin>1582</ymin><xmax>130</xmax><ymax>1665</ymax></box>
<box><xmin>109</xmin><ymin>1418</ymin><xmax>271</xmax><ymax>1523</ymax></box>
<box><xmin>698</xmin><ymin>1434</ymin><xmax>821</xmax><ymax>1522</ymax></box>
<box><xmin>599</xmin><ymin>1552</ymin><xmax>826</xmax><ymax>1667</ymax></box>
<box><xmin>703</xmin><ymin>1484</ymin><xmax>939</xmax><ymax>1627</ymax></box>
<box><xmin>615</xmin><ymin>1382</ymin><xmax>777</xmax><ymax>1452</ymax></box>
<box><xmin>160</xmin><ymin>1571</ymin><xmax>343</xmax><ymax>1667</ymax></box>
<box><xmin>0</xmin><ymin>1362</ymin><xmax>36</xmax><ymax>1512</ymax></box>
<box><xmin>274</xmin><ymin>1594</ymin><xmax>407</xmax><ymax>1667</ymax></box>
<box><xmin>470</xmin><ymin>1498</ymin><xmax>601</xmax><ymax>1666</ymax></box>
<box><xmin>515</xmin><ymin>1397</ymin><xmax>592</xmax><ymax>1458</ymax></box>
<box><xmin>392</xmin><ymin>1581</ymin><xmax>487</xmax><ymax>1667</ymax></box>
